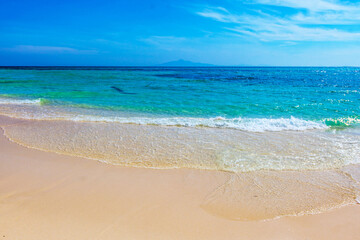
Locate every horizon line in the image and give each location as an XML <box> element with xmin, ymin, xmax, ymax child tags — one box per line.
<box><xmin>1</xmin><ymin>65</ymin><xmax>360</xmax><ymax>68</ymax></box>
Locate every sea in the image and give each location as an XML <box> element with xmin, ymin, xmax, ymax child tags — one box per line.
<box><xmin>0</xmin><ymin>66</ymin><xmax>360</xmax><ymax>172</ymax></box>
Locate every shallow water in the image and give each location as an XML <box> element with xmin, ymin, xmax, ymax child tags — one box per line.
<box><xmin>2</xmin><ymin>119</ymin><xmax>360</xmax><ymax>172</ymax></box>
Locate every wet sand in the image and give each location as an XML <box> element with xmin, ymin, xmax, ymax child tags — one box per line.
<box><xmin>1</xmin><ymin>115</ymin><xmax>360</xmax><ymax>239</ymax></box>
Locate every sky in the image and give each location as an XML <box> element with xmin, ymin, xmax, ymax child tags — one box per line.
<box><xmin>1</xmin><ymin>0</ymin><xmax>360</xmax><ymax>66</ymax></box>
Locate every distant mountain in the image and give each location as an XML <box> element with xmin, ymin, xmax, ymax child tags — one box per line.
<box><xmin>159</xmin><ymin>59</ymin><xmax>215</xmax><ymax>67</ymax></box>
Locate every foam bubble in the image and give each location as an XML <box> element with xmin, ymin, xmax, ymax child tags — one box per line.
<box><xmin>3</xmin><ymin>119</ymin><xmax>360</xmax><ymax>172</ymax></box>
<box><xmin>0</xmin><ymin>98</ymin><xmax>42</xmax><ymax>105</ymax></box>
<box><xmin>79</xmin><ymin>115</ymin><xmax>327</xmax><ymax>132</ymax></box>
<box><xmin>0</xmin><ymin>98</ymin><xmax>351</xmax><ymax>132</ymax></box>
<box><xmin>324</xmin><ymin>117</ymin><xmax>360</xmax><ymax>127</ymax></box>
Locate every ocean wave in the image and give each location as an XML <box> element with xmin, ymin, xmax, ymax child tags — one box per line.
<box><xmin>0</xmin><ymin>105</ymin><xmax>328</xmax><ymax>132</ymax></box>
<box><xmin>68</xmin><ymin>115</ymin><xmax>328</xmax><ymax>132</ymax></box>
<box><xmin>0</xmin><ymin>97</ymin><xmax>44</xmax><ymax>105</ymax></box>
<box><xmin>324</xmin><ymin>116</ymin><xmax>360</xmax><ymax>127</ymax></box>
<box><xmin>1</xmin><ymin>97</ymin><xmax>355</xmax><ymax>132</ymax></box>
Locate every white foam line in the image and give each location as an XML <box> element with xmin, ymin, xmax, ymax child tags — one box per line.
<box><xmin>0</xmin><ymin>98</ymin><xmax>42</xmax><ymax>105</ymax></box>
<box><xmin>0</xmin><ymin>98</ymin><xmax>329</xmax><ymax>132</ymax></box>
<box><xmin>71</xmin><ymin>115</ymin><xmax>328</xmax><ymax>132</ymax></box>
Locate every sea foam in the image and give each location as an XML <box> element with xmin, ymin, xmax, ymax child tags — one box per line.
<box><xmin>71</xmin><ymin>115</ymin><xmax>328</xmax><ymax>132</ymax></box>
<box><xmin>0</xmin><ymin>99</ymin><xmax>329</xmax><ymax>132</ymax></box>
<box><xmin>0</xmin><ymin>98</ymin><xmax>43</xmax><ymax>105</ymax></box>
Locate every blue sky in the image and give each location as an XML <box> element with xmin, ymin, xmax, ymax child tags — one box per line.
<box><xmin>1</xmin><ymin>0</ymin><xmax>360</xmax><ymax>66</ymax></box>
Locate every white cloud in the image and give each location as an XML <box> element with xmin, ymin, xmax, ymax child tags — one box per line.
<box><xmin>195</xmin><ymin>1</ymin><xmax>360</xmax><ymax>42</ymax></box>
<box><xmin>2</xmin><ymin>45</ymin><xmax>97</xmax><ymax>54</ymax></box>
<box><xmin>291</xmin><ymin>10</ymin><xmax>360</xmax><ymax>25</ymax></box>
<box><xmin>229</xmin><ymin>24</ymin><xmax>360</xmax><ymax>41</ymax></box>
<box><xmin>255</xmin><ymin>0</ymin><xmax>354</xmax><ymax>12</ymax></box>
<box><xmin>196</xmin><ymin>6</ymin><xmax>237</xmax><ymax>22</ymax></box>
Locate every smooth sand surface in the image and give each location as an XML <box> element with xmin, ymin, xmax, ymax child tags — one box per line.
<box><xmin>1</xmin><ymin>116</ymin><xmax>360</xmax><ymax>239</ymax></box>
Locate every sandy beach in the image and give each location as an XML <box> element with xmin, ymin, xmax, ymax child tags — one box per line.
<box><xmin>2</xmin><ymin>0</ymin><xmax>360</xmax><ymax>238</ymax></box>
<box><xmin>1</xmin><ymin>115</ymin><xmax>360</xmax><ymax>240</ymax></box>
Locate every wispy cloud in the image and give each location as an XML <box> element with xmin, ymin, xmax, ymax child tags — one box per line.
<box><xmin>228</xmin><ymin>23</ymin><xmax>360</xmax><ymax>42</ymax></box>
<box><xmin>195</xmin><ymin>0</ymin><xmax>360</xmax><ymax>42</ymax></box>
<box><xmin>255</xmin><ymin>0</ymin><xmax>354</xmax><ymax>12</ymax></box>
<box><xmin>196</xmin><ymin>7</ymin><xmax>236</xmax><ymax>23</ymax></box>
<box><xmin>2</xmin><ymin>45</ymin><xmax>97</xmax><ymax>54</ymax></box>
<box><xmin>260</xmin><ymin>0</ymin><xmax>360</xmax><ymax>24</ymax></box>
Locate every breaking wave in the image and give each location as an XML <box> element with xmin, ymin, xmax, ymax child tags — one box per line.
<box><xmin>0</xmin><ymin>97</ymin><xmax>358</xmax><ymax>132</ymax></box>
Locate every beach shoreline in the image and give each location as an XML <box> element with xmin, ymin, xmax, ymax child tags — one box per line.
<box><xmin>1</xmin><ymin>115</ymin><xmax>360</xmax><ymax>239</ymax></box>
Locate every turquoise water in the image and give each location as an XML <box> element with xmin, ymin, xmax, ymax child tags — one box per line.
<box><xmin>1</xmin><ymin>66</ymin><xmax>360</xmax><ymax>173</ymax></box>
<box><xmin>0</xmin><ymin>67</ymin><xmax>359</xmax><ymax>131</ymax></box>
